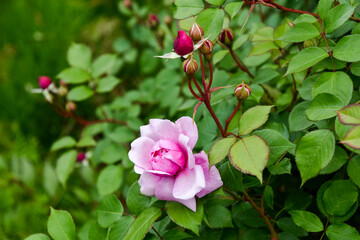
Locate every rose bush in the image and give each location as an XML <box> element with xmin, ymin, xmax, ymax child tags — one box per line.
<box><xmin>128</xmin><ymin>116</ymin><xmax>222</xmax><ymax>211</ymax></box>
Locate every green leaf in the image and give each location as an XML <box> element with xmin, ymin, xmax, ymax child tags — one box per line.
<box><xmin>108</xmin><ymin>126</ymin><xmax>135</xmax><ymax>143</ymax></box>
<box><xmin>204</xmin><ymin>205</ymin><xmax>233</xmax><ymax>228</ymax></box>
<box><xmin>57</xmin><ymin>67</ymin><xmax>91</xmax><ymax>84</ymax></box>
<box><xmin>209</xmin><ymin>137</ymin><xmax>236</xmax><ymax>166</ymax></box>
<box><xmin>294</xmin><ymin>14</ymin><xmax>318</xmax><ymax>24</ymax></box>
<box><xmin>233</xmin><ymin>34</ymin><xmax>249</xmax><ymax>50</ymax></box>
<box><xmin>229</xmin><ymin>135</ymin><xmax>269</xmax><ymax>183</ymax></box>
<box><xmin>76</xmin><ymin>136</ymin><xmax>96</xmax><ymax>147</ymax></box>
<box><xmin>285</xmin><ymin>190</ymin><xmax>312</xmax><ymax>211</ymax></box>
<box><xmin>289</xmin><ymin>101</ymin><xmax>314</xmax><ymax>132</ymax></box>
<box><xmin>341</xmin><ymin>125</ymin><xmax>360</xmax><ymax>149</ymax></box>
<box><xmin>333</xmin><ymin>34</ymin><xmax>360</xmax><ymax>62</ymax></box>
<box><xmin>254</xmin><ymin>68</ymin><xmax>279</xmax><ymax>84</ymax></box>
<box><xmin>280</xmin><ymin>23</ymin><xmax>320</xmax><ymax>42</ymax></box>
<box><xmin>91</xmin><ymin>54</ymin><xmax>118</xmax><ymax>78</ymax></box>
<box><xmin>163</xmin><ymin>229</ymin><xmax>192</xmax><ymax>240</ymax></box>
<box><xmin>43</xmin><ymin>162</ymin><xmax>59</xmax><ymax>197</ymax></box>
<box><xmin>24</xmin><ymin>234</ymin><xmax>51</xmax><ymax>240</ymax></box>
<box><xmin>96</xmin><ymin>165</ymin><xmax>123</xmax><ymax>197</ymax></box>
<box><xmin>224</xmin><ymin>2</ymin><xmax>243</xmax><ymax>19</ymax></box>
<box><xmin>219</xmin><ymin>161</ymin><xmax>244</xmax><ymax>191</ymax></box>
<box><xmin>318</xmin><ymin>0</ymin><xmax>333</xmax><ymax>19</ymax></box>
<box><xmin>337</xmin><ymin>104</ymin><xmax>360</xmax><ymax>125</ymax></box>
<box><xmin>326</xmin><ymin>223</ymin><xmax>360</xmax><ymax>240</ymax></box>
<box><xmin>277</xmin><ymin>217</ymin><xmax>308</xmax><ymax>237</ymax></box>
<box><xmin>320</xmin><ymin>146</ymin><xmax>348</xmax><ymax>174</ymax></box>
<box><xmin>295</xmin><ymin>129</ymin><xmax>335</xmax><ymax>186</ymax></box>
<box><xmin>213</xmin><ymin>50</ymin><xmax>228</xmax><ymax>65</ymax></box>
<box><xmin>254</xmin><ymin>129</ymin><xmax>295</xmax><ymax>165</ymax></box>
<box><xmin>268</xmin><ymin>158</ymin><xmax>292</xmax><ymax>175</ymax></box>
<box><xmin>67</xmin><ymin>85</ymin><xmax>94</xmax><ymax>102</ymax></box>
<box><xmin>289</xmin><ymin>210</ymin><xmax>323</xmax><ymax>232</ymax></box>
<box><xmin>249</xmin><ymin>41</ymin><xmax>278</xmax><ymax>56</ymax></box>
<box><xmin>324</xmin><ymin>4</ymin><xmax>355</xmax><ymax>34</ymax></box>
<box><xmin>323</xmin><ymin>180</ymin><xmax>358</xmax><ymax>216</ymax></box>
<box><xmin>350</xmin><ymin>62</ymin><xmax>360</xmax><ymax>76</ymax></box>
<box><xmin>47</xmin><ymin>208</ymin><xmax>76</xmax><ymax>240</ymax></box>
<box><xmin>97</xmin><ymin>75</ymin><xmax>121</xmax><ymax>93</ymax></box>
<box><xmin>51</xmin><ymin>136</ymin><xmax>76</xmax><ymax>151</ymax></box>
<box><xmin>56</xmin><ymin>150</ymin><xmax>77</xmax><ymax>187</ymax></box>
<box><xmin>126</xmin><ymin>182</ymin><xmax>152</xmax><ymax>215</ymax></box>
<box><xmin>298</xmin><ymin>74</ymin><xmax>320</xmax><ymax>101</ymax></box>
<box><xmin>99</xmin><ymin>142</ymin><xmax>126</xmax><ymax>164</ymax></box>
<box><xmin>196</xmin><ymin>8</ymin><xmax>225</xmax><ymax>42</ymax></box>
<box><xmin>285</xmin><ymin>47</ymin><xmax>328</xmax><ymax>75</ymax></box>
<box><xmin>173</xmin><ymin>0</ymin><xmax>204</xmax><ymax>19</ymax></box>
<box><xmin>123</xmin><ymin>207</ymin><xmax>161</xmax><ymax>240</ymax></box>
<box><xmin>88</xmin><ymin>221</ymin><xmax>107</xmax><ymax>240</ymax></box>
<box><xmin>238</xmin><ymin>105</ymin><xmax>273</xmax><ymax>136</ymax></box>
<box><xmin>312</xmin><ymin>71</ymin><xmax>353</xmax><ymax>105</ymax></box>
<box><xmin>347</xmin><ymin>156</ymin><xmax>360</xmax><ymax>188</ymax></box>
<box><xmin>205</xmin><ymin>0</ymin><xmax>225</xmax><ymax>7</ymax></box>
<box><xmin>252</xmin><ymin>27</ymin><xmax>273</xmax><ymax>42</ymax></box>
<box><xmin>108</xmin><ymin>216</ymin><xmax>134</xmax><ymax>240</ymax></box>
<box><xmin>97</xmin><ymin>194</ymin><xmax>124</xmax><ymax>228</ymax></box>
<box><xmin>306</xmin><ymin>93</ymin><xmax>344</xmax><ymax>121</ymax></box>
<box><xmin>264</xmin><ymin>185</ymin><xmax>274</xmax><ymax>209</ymax></box>
<box><xmin>67</xmin><ymin>43</ymin><xmax>91</xmax><ymax>70</ymax></box>
<box><xmin>166</xmin><ymin>201</ymin><xmax>203</xmax><ymax>235</ymax></box>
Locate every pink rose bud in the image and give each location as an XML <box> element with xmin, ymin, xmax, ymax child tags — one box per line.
<box><xmin>235</xmin><ymin>82</ymin><xmax>251</xmax><ymax>101</ymax></box>
<box><xmin>38</xmin><ymin>76</ymin><xmax>52</xmax><ymax>90</ymax></box>
<box><xmin>219</xmin><ymin>28</ymin><xmax>234</xmax><ymax>48</ymax></box>
<box><xmin>123</xmin><ymin>0</ymin><xmax>132</xmax><ymax>8</ymax></box>
<box><xmin>200</xmin><ymin>39</ymin><xmax>213</xmax><ymax>56</ymax></box>
<box><xmin>164</xmin><ymin>15</ymin><xmax>172</xmax><ymax>27</ymax></box>
<box><xmin>182</xmin><ymin>56</ymin><xmax>198</xmax><ymax>76</ymax></box>
<box><xmin>66</xmin><ymin>101</ymin><xmax>77</xmax><ymax>112</ymax></box>
<box><xmin>173</xmin><ymin>31</ymin><xmax>194</xmax><ymax>56</ymax></box>
<box><xmin>76</xmin><ymin>152</ymin><xmax>86</xmax><ymax>162</ymax></box>
<box><xmin>148</xmin><ymin>14</ymin><xmax>159</xmax><ymax>29</ymax></box>
<box><xmin>189</xmin><ymin>22</ymin><xmax>204</xmax><ymax>42</ymax></box>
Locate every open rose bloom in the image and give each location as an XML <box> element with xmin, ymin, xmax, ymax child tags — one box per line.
<box><xmin>128</xmin><ymin>116</ymin><xmax>223</xmax><ymax>211</ymax></box>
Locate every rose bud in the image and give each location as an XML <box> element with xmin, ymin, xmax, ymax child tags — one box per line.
<box><xmin>148</xmin><ymin>14</ymin><xmax>159</xmax><ymax>30</ymax></box>
<box><xmin>58</xmin><ymin>85</ymin><xmax>68</xmax><ymax>97</ymax></box>
<box><xmin>164</xmin><ymin>15</ymin><xmax>172</xmax><ymax>27</ymax></box>
<box><xmin>189</xmin><ymin>22</ymin><xmax>204</xmax><ymax>43</ymax></box>
<box><xmin>200</xmin><ymin>40</ymin><xmax>213</xmax><ymax>63</ymax></box>
<box><xmin>235</xmin><ymin>82</ymin><xmax>251</xmax><ymax>101</ymax></box>
<box><xmin>173</xmin><ymin>31</ymin><xmax>194</xmax><ymax>56</ymax></box>
<box><xmin>66</xmin><ymin>101</ymin><xmax>77</xmax><ymax>112</ymax></box>
<box><xmin>182</xmin><ymin>55</ymin><xmax>198</xmax><ymax>76</ymax></box>
<box><xmin>219</xmin><ymin>28</ymin><xmax>234</xmax><ymax>48</ymax></box>
<box><xmin>38</xmin><ymin>76</ymin><xmax>52</xmax><ymax>90</ymax></box>
<box><xmin>123</xmin><ymin>0</ymin><xmax>132</xmax><ymax>8</ymax></box>
<box><xmin>76</xmin><ymin>152</ymin><xmax>86</xmax><ymax>162</ymax></box>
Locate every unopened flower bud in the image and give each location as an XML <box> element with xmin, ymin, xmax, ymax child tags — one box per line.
<box><xmin>200</xmin><ymin>39</ymin><xmax>213</xmax><ymax>55</ymax></box>
<box><xmin>148</xmin><ymin>14</ymin><xmax>159</xmax><ymax>30</ymax></box>
<box><xmin>303</xmin><ymin>38</ymin><xmax>317</xmax><ymax>48</ymax></box>
<box><xmin>123</xmin><ymin>0</ymin><xmax>132</xmax><ymax>8</ymax></box>
<box><xmin>164</xmin><ymin>15</ymin><xmax>172</xmax><ymax>27</ymax></box>
<box><xmin>219</xmin><ymin>28</ymin><xmax>234</xmax><ymax>48</ymax></box>
<box><xmin>60</xmin><ymin>79</ymin><xmax>67</xmax><ymax>86</ymax></box>
<box><xmin>204</xmin><ymin>53</ymin><xmax>212</xmax><ymax>62</ymax></box>
<box><xmin>182</xmin><ymin>56</ymin><xmax>198</xmax><ymax>76</ymax></box>
<box><xmin>66</xmin><ymin>101</ymin><xmax>77</xmax><ymax>112</ymax></box>
<box><xmin>58</xmin><ymin>86</ymin><xmax>68</xmax><ymax>97</ymax></box>
<box><xmin>76</xmin><ymin>152</ymin><xmax>86</xmax><ymax>162</ymax></box>
<box><xmin>235</xmin><ymin>82</ymin><xmax>251</xmax><ymax>101</ymax></box>
<box><xmin>174</xmin><ymin>31</ymin><xmax>194</xmax><ymax>56</ymax></box>
<box><xmin>38</xmin><ymin>76</ymin><xmax>52</xmax><ymax>90</ymax></box>
<box><xmin>189</xmin><ymin>22</ymin><xmax>204</xmax><ymax>43</ymax></box>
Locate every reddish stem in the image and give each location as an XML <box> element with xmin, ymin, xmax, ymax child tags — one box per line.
<box><xmin>198</xmin><ymin>52</ymin><xmax>207</xmax><ymax>90</ymax></box>
<box><xmin>229</xmin><ymin>49</ymin><xmax>255</xmax><ymax>79</ymax></box>
<box><xmin>207</xmin><ymin>61</ymin><xmax>214</xmax><ymax>92</ymax></box>
<box><xmin>188</xmin><ymin>78</ymin><xmax>203</xmax><ymax>100</ymax></box>
<box><xmin>318</xmin><ymin>18</ymin><xmax>335</xmax><ymax>72</ymax></box>
<box><xmin>224</xmin><ymin>101</ymin><xmax>241</xmax><ymax>133</ymax></box>
<box><xmin>192</xmin><ymin>77</ymin><xmax>205</xmax><ymax>96</ymax></box>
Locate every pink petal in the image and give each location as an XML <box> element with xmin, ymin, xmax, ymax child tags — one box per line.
<box><xmin>144</xmin><ymin>169</ymin><xmax>172</xmax><ymax>176</ymax></box>
<box><xmin>140</xmin><ymin>119</ymin><xmax>180</xmax><ymax>143</ymax></box>
<box><xmin>194</xmin><ymin>152</ymin><xmax>223</xmax><ymax>198</ymax></box>
<box><xmin>155</xmin><ymin>176</ymin><xmax>197</xmax><ymax>211</ymax></box>
<box><xmin>178</xmin><ymin>134</ymin><xmax>195</xmax><ymax>169</ymax></box>
<box><xmin>175</xmin><ymin>116</ymin><xmax>198</xmax><ymax>149</ymax></box>
<box><xmin>138</xmin><ymin>172</ymin><xmax>162</xmax><ymax>196</ymax></box>
<box><xmin>173</xmin><ymin>165</ymin><xmax>205</xmax><ymax>200</ymax></box>
<box><xmin>128</xmin><ymin>137</ymin><xmax>155</xmax><ymax>172</ymax></box>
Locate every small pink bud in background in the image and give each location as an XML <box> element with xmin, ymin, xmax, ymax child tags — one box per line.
<box><xmin>164</xmin><ymin>15</ymin><xmax>172</xmax><ymax>27</ymax></box>
<box><xmin>123</xmin><ymin>0</ymin><xmax>132</xmax><ymax>8</ymax></box>
<box><xmin>148</xmin><ymin>14</ymin><xmax>159</xmax><ymax>30</ymax></box>
<box><xmin>235</xmin><ymin>82</ymin><xmax>251</xmax><ymax>101</ymax></box>
<box><xmin>182</xmin><ymin>56</ymin><xmax>198</xmax><ymax>77</ymax></box>
<box><xmin>66</xmin><ymin>101</ymin><xmax>77</xmax><ymax>112</ymax></box>
<box><xmin>189</xmin><ymin>22</ymin><xmax>204</xmax><ymax>43</ymax></box>
<box><xmin>173</xmin><ymin>31</ymin><xmax>194</xmax><ymax>56</ymax></box>
<box><xmin>76</xmin><ymin>152</ymin><xmax>86</xmax><ymax>162</ymax></box>
<box><xmin>60</xmin><ymin>79</ymin><xmax>67</xmax><ymax>86</ymax></box>
<box><xmin>219</xmin><ymin>28</ymin><xmax>234</xmax><ymax>48</ymax></box>
<box><xmin>38</xmin><ymin>76</ymin><xmax>52</xmax><ymax>90</ymax></box>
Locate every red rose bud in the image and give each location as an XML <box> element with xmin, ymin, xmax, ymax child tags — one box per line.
<box><xmin>66</xmin><ymin>101</ymin><xmax>77</xmax><ymax>112</ymax></box>
<box><xmin>182</xmin><ymin>56</ymin><xmax>198</xmax><ymax>76</ymax></box>
<box><xmin>189</xmin><ymin>22</ymin><xmax>204</xmax><ymax>42</ymax></box>
<box><xmin>148</xmin><ymin>14</ymin><xmax>159</xmax><ymax>29</ymax></box>
<box><xmin>38</xmin><ymin>76</ymin><xmax>52</xmax><ymax>90</ymax></box>
<box><xmin>235</xmin><ymin>83</ymin><xmax>251</xmax><ymax>101</ymax></box>
<box><xmin>219</xmin><ymin>28</ymin><xmax>234</xmax><ymax>48</ymax></box>
<box><xmin>173</xmin><ymin>31</ymin><xmax>194</xmax><ymax>56</ymax></box>
<box><xmin>200</xmin><ymin>39</ymin><xmax>213</xmax><ymax>55</ymax></box>
<box><xmin>76</xmin><ymin>152</ymin><xmax>86</xmax><ymax>162</ymax></box>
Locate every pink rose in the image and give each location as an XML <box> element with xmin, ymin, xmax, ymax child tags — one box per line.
<box><xmin>128</xmin><ymin>117</ymin><xmax>223</xmax><ymax>211</ymax></box>
<box><xmin>173</xmin><ymin>31</ymin><xmax>194</xmax><ymax>56</ymax></box>
<box><xmin>38</xmin><ymin>76</ymin><xmax>52</xmax><ymax>90</ymax></box>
